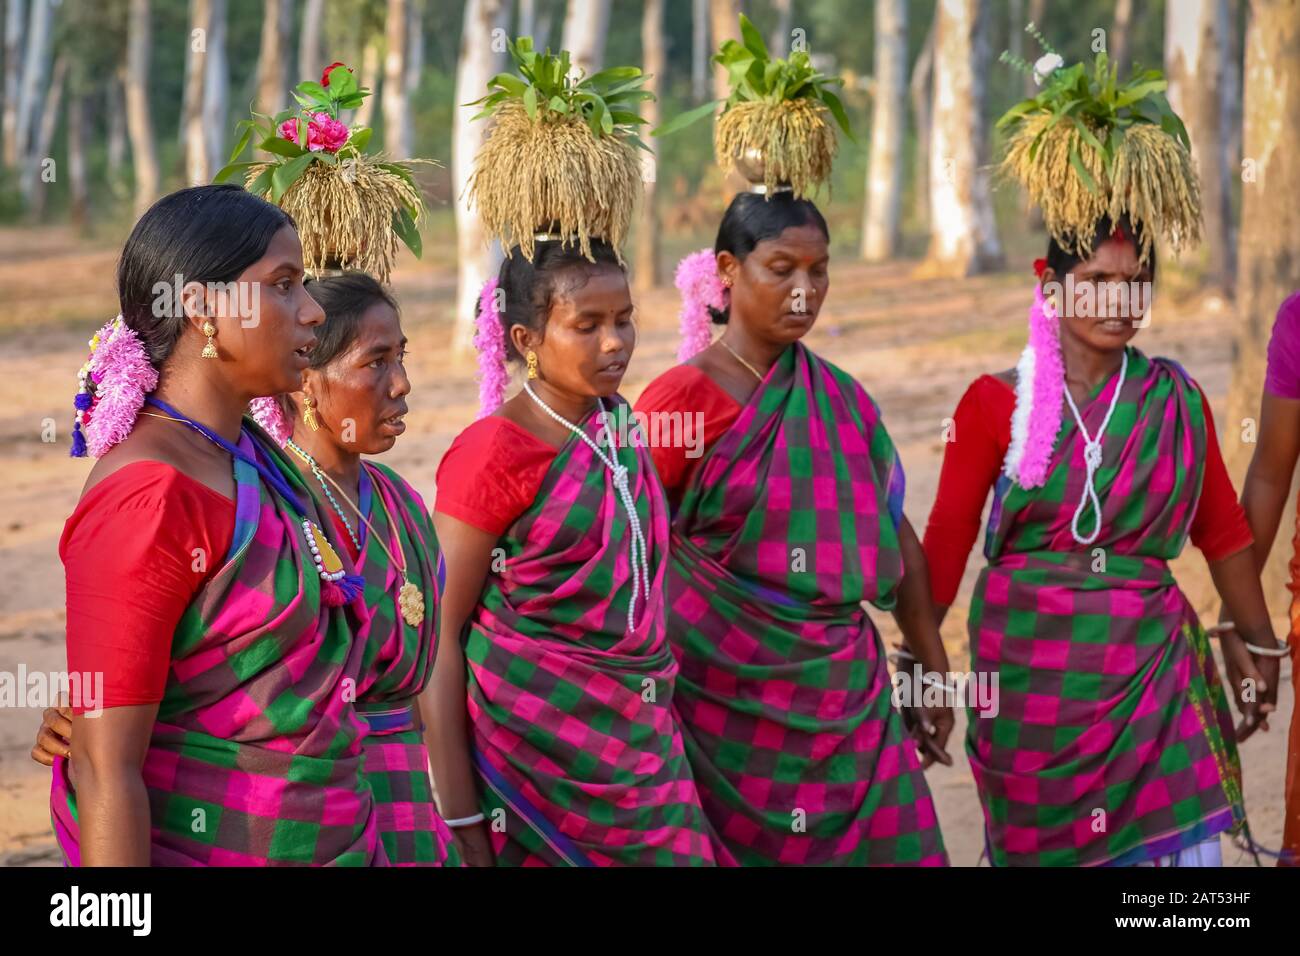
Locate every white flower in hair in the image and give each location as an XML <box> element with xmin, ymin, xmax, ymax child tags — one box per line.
<box><xmin>1032</xmin><ymin>53</ymin><xmax>1064</xmax><ymax>86</ymax></box>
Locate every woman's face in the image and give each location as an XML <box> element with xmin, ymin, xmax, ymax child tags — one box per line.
<box><xmin>1045</xmin><ymin>235</ymin><xmax>1152</xmax><ymax>352</ymax></box>
<box><xmin>721</xmin><ymin>224</ymin><xmax>830</xmax><ymax>344</ymax></box>
<box><xmin>300</xmin><ymin>301</ymin><xmax>411</xmax><ymax>456</ymax></box>
<box><xmin>513</xmin><ymin>265</ymin><xmax>635</xmax><ymax>399</ymax></box>
<box><xmin>187</xmin><ymin>224</ymin><xmax>324</xmax><ymax>397</ymax></box>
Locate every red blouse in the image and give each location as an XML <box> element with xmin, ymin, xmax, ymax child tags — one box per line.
<box><xmin>434</xmin><ymin>416</ymin><xmax>559</xmax><ymax>536</ymax></box>
<box><xmin>60</xmin><ymin>461</ymin><xmax>235</xmax><ymax>714</ymax></box>
<box><xmin>922</xmin><ymin>374</ymin><xmax>1254</xmax><ymax>607</ymax></box>
<box><xmin>633</xmin><ymin>365</ymin><xmax>742</xmax><ymax>501</ymax></box>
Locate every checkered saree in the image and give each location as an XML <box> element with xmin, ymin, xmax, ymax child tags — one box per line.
<box><xmin>969</xmin><ymin>348</ymin><xmax>1245</xmax><ymax>866</ymax></box>
<box><xmin>664</xmin><ymin>342</ymin><xmax>948</xmax><ymax>865</ymax></box>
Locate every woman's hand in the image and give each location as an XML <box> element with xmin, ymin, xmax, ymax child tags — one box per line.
<box><xmin>31</xmin><ymin>705</ymin><xmax>72</xmax><ymax>767</ymax></box>
<box><xmin>449</xmin><ymin>821</ymin><xmax>495</xmax><ymax>867</ymax></box>
<box><xmin>1213</xmin><ymin>623</ymin><xmax>1281</xmax><ymax>742</ymax></box>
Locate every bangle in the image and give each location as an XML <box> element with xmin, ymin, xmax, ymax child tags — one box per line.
<box><xmin>442</xmin><ymin>812</ymin><xmax>486</xmax><ymax>829</ymax></box>
<box><xmin>1245</xmin><ymin>637</ymin><xmax>1292</xmax><ymax>658</ymax></box>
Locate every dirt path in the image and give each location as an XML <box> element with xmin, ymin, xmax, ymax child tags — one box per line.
<box><xmin>0</xmin><ymin>229</ymin><xmax>1289</xmax><ymax>866</ymax></box>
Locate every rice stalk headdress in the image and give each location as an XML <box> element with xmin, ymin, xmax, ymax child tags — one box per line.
<box><xmin>654</xmin><ymin>12</ymin><xmax>853</xmax><ymax>198</ymax></box>
<box><xmin>996</xmin><ymin>23</ymin><xmax>1202</xmax><ymax>265</ymax></box>
<box><xmin>218</xmin><ymin>61</ymin><xmax>432</xmax><ymax>284</ymax></box>
<box><xmin>464</xmin><ymin>37</ymin><xmax>653</xmax><ymax>263</ymax></box>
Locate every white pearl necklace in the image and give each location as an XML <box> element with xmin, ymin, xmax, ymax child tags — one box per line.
<box><xmin>523</xmin><ymin>382</ymin><xmax>650</xmax><ymax>633</ymax></box>
<box><xmin>1062</xmin><ymin>349</ymin><xmax>1128</xmax><ymax>545</ymax></box>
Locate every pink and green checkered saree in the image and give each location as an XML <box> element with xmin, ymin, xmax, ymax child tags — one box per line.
<box><xmin>462</xmin><ymin>400</ymin><xmax>720</xmax><ymax>866</ymax></box>
<box><xmin>351</xmin><ymin>462</ymin><xmax>458</xmax><ymax>866</ymax></box>
<box><xmin>51</xmin><ymin>425</ymin><xmax>384</xmax><ymax>866</ymax></box>
<box><xmin>664</xmin><ymin>342</ymin><xmax>948</xmax><ymax>865</ymax></box>
<box><xmin>969</xmin><ymin>347</ymin><xmax>1246</xmax><ymax>866</ymax></box>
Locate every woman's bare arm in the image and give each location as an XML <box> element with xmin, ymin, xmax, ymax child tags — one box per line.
<box><xmin>73</xmin><ymin>703</ymin><xmax>158</xmax><ymax>866</ymax></box>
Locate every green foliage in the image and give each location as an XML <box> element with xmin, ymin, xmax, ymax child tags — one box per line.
<box><xmin>654</xmin><ymin>13</ymin><xmax>851</xmax><ymax>140</ymax></box>
<box><xmin>463</xmin><ymin>36</ymin><xmax>654</xmax><ymax>150</ymax></box>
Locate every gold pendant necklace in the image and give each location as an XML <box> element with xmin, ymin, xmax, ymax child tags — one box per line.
<box><xmin>718</xmin><ymin>337</ymin><xmax>764</xmax><ymax>382</ymax></box>
<box><xmin>285</xmin><ymin>444</ymin><xmax>425</xmax><ymax>628</ymax></box>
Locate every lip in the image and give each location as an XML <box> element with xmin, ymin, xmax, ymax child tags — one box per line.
<box><xmin>378</xmin><ymin>409</ymin><xmax>407</xmax><ymax>436</ymax></box>
<box><xmin>292</xmin><ymin>337</ymin><xmax>317</xmax><ymax>366</ymax></box>
<box><xmin>597</xmin><ymin>361</ymin><xmax>627</xmax><ymax>377</ymax></box>
<box><xmin>1096</xmin><ymin>318</ymin><xmax>1131</xmax><ymax>333</ymax></box>
<box><xmin>782</xmin><ymin>311</ymin><xmax>814</xmax><ymax>324</ymax></box>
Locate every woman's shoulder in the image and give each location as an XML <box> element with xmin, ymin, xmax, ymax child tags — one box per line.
<box><xmin>636</xmin><ymin>362</ymin><xmax>733</xmax><ymax>412</ymax></box>
<box><xmin>437</xmin><ymin>413</ymin><xmax>558</xmax><ymax>488</ymax></box>
<box><xmin>79</xmin><ymin>455</ymin><xmax>232</xmax><ymax>511</ymax></box>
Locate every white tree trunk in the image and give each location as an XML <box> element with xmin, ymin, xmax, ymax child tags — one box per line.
<box><xmin>862</xmin><ymin>0</ymin><xmax>907</xmax><ymax>261</ymax></box>
<box><xmin>22</xmin><ymin>52</ymin><xmax>64</xmax><ymax>213</ymax></box>
<box><xmin>203</xmin><ymin>0</ymin><xmax>228</xmax><ymax>179</ymax></box>
<box><xmin>709</xmin><ymin>0</ymin><xmax>740</xmax><ymax>103</ymax></box>
<box><xmin>1224</xmin><ymin>0</ymin><xmax>1300</xmax><ymax>598</ymax></box>
<box><xmin>383</xmin><ymin>0</ymin><xmax>410</xmax><ymax>157</ymax></box>
<box><xmin>1166</xmin><ymin>0</ymin><xmax>1235</xmax><ymax>293</ymax></box>
<box><xmin>16</xmin><ymin>0</ymin><xmax>54</xmax><ymax>168</ymax></box>
<box><xmin>1111</xmin><ymin>0</ymin><xmax>1134</xmax><ymax>75</ymax></box>
<box><xmin>634</xmin><ymin>0</ymin><xmax>664</xmax><ymax>292</ymax></box>
<box><xmin>406</xmin><ymin>0</ymin><xmax>424</xmax><ymax>103</ymax></box>
<box><xmin>562</xmin><ymin>0</ymin><xmax>611</xmax><ymax>78</ymax></box>
<box><xmin>68</xmin><ymin>91</ymin><xmax>89</xmax><ymax>225</ymax></box>
<box><xmin>184</xmin><ymin>0</ymin><xmax>210</xmax><ymax>185</ymax></box>
<box><xmin>769</xmin><ymin>0</ymin><xmax>792</xmax><ymax>59</ymax></box>
<box><xmin>125</xmin><ymin>0</ymin><xmax>159</xmax><ymax>216</ymax></box>
<box><xmin>256</xmin><ymin>0</ymin><xmax>292</xmax><ymax>117</ymax></box>
<box><xmin>107</xmin><ymin>77</ymin><xmax>127</xmax><ymax>188</ymax></box>
<box><xmin>1222</xmin><ymin>0</ymin><xmax>1244</xmax><ymax>188</ymax></box>
<box><xmin>691</xmin><ymin>0</ymin><xmax>708</xmax><ymax>101</ymax></box>
<box><xmin>355</xmin><ymin>33</ymin><xmax>382</xmax><ymax>128</ymax></box>
<box><xmin>299</xmin><ymin>0</ymin><xmax>324</xmax><ymax>79</ymax></box>
<box><xmin>518</xmin><ymin>0</ymin><xmax>536</xmax><ymax>41</ymax></box>
<box><xmin>909</xmin><ymin>12</ymin><xmax>936</xmax><ymax>230</ymax></box>
<box><xmin>454</xmin><ymin>0</ymin><xmax>512</xmax><ymax>353</ymax></box>
<box><xmin>2</xmin><ymin>0</ymin><xmax>25</xmax><ymax>169</ymax></box>
<box><xmin>925</xmin><ymin>0</ymin><xmax>1002</xmax><ymax>277</ymax></box>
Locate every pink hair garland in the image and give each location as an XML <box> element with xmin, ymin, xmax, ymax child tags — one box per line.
<box><xmin>248</xmin><ymin>396</ymin><xmax>293</xmax><ymax>445</ymax></box>
<box><xmin>473</xmin><ymin>275</ymin><xmax>508</xmax><ymax>418</ymax></box>
<box><xmin>71</xmin><ymin>315</ymin><xmax>159</xmax><ymax>459</ymax></box>
<box><xmin>1003</xmin><ymin>282</ymin><xmax>1065</xmax><ymax>488</ymax></box>
<box><xmin>674</xmin><ymin>249</ymin><xmax>726</xmax><ymax>362</ymax></box>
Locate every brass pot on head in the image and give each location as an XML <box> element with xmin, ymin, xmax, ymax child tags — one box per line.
<box><xmin>733</xmin><ymin>147</ymin><xmax>794</xmax><ymax>196</ymax></box>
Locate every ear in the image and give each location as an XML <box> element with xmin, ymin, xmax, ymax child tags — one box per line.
<box><xmin>716</xmin><ymin>251</ymin><xmax>739</xmax><ymax>288</ymax></box>
<box><xmin>508</xmin><ymin>322</ymin><xmax>537</xmax><ymax>357</ymax></box>
<box><xmin>298</xmin><ymin>368</ymin><xmax>316</xmax><ymax>400</ymax></box>
<box><xmin>1038</xmin><ymin>267</ymin><xmax>1058</xmax><ymax>291</ymax></box>
<box><xmin>180</xmin><ymin>280</ymin><xmax>212</xmax><ymax>332</ymax></box>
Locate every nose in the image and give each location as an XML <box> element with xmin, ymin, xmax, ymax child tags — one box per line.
<box><xmin>301</xmin><ymin>289</ymin><xmax>325</xmax><ymax>328</ymax></box>
<box><xmin>391</xmin><ymin>363</ymin><xmax>411</xmax><ymax>398</ymax></box>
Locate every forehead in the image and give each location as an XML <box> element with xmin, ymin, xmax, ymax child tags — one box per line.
<box><xmin>752</xmin><ymin>224</ymin><xmax>829</xmax><ymax>258</ymax></box>
<box><xmin>1080</xmin><ymin>237</ymin><xmax>1141</xmax><ymax>272</ymax></box>
<box><xmin>259</xmin><ymin>224</ymin><xmax>303</xmax><ymax>264</ymax></box>
<box><xmin>550</xmin><ymin>266</ymin><xmax>631</xmax><ymax>312</ymax></box>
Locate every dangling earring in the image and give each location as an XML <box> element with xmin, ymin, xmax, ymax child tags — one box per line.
<box><xmin>201</xmin><ymin>321</ymin><xmax>218</xmax><ymax>359</ymax></box>
<box><xmin>526</xmin><ymin>350</ymin><xmax>539</xmax><ymax>380</ymax></box>
<box><xmin>302</xmin><ymin>395</ymin><xmax>320</xmax><ymax>431</ymax></box>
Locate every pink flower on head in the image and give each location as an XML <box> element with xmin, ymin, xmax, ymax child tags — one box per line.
<box><xmin>307</xmin><ymin>112</ymin><xmax>348</xmax><ymax>153</ymax></box>
<box><xmin>279</xmin><ymin>117</ymin><xmax>302</xmax><ymax>146</ymax></box>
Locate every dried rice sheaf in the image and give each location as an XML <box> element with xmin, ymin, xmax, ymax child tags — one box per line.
<box><xmin>715</xmin><ymin>98</ymin><xmax>838</xmax><ymax>199</ymax></box>
<box><xmin>246</xmin><ymin>156</ymin><xmax>424</xmax><ymax>285</ymax></box>
<box><xmin>466</xmin><ymin>101</ymin><xmax>642</xmax><ymax>263</ymax></box>
<box><xmin>1000</xmin><ymin>113</ymin><xmax>1202</xmax><ymax>263</ymax></box>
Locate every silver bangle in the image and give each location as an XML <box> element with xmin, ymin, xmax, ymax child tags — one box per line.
<box><xmin>442</xmin><ymin>812</ymin><xmax>486</xmax><ymax>829</ymax></box>
<box><xmin>1245</xmin><ymin>638</ymin><xmax>1292</xmax><ymax>658</ymax></box>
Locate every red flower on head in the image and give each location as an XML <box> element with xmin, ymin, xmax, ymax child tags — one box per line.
<box><xmin>321</xmin><ymin>61</ymin><xmax>349</xmax><ymax>87</ymax></box>
<box><xmin>1033</xmin><ymin>257</ymin><xmax>1047</xmax><ymax>278</ymax></box>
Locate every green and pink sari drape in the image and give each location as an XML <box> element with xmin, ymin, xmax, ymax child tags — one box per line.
<box><xmin>969</xmin><ymin>348</ymin><xmax>1245</xmax><ymax>866</ymax></box>
<box><xmin>462</xmin><ymin>400</ymin><xmax>719</xmax><ymax>866</ymax></box>
<box><xmin>51</xmin><ymin>425</ymin><xmax>383</xmax><ymax>866</ymax></box>
<box><xmin>665</xmin><ymin>342</ymin><xmax>948</xmax><ymax>865</ymax></box>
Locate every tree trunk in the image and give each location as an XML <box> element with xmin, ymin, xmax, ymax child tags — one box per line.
<box><xmin>1166</xmin><ymin>0</ymin><xmax>1235</xmax><ymax>295</ymax></box>
<box><xmin>562</xmin><ymin>0</ymin><xmax>611</xmax><ymax>78</ymax></box>
<box><xmin>923</xmin><ymin>0</ymin><xmax>1002</xmax><ymax>277</ymax></box>
<box><xmin>299</xmin><ymin>0</ymin><xmax>324</xmax><ymax>79</ymax></box>
<box><xmin>862</xmin><ymin>0</ymin><xmax>907</xmax><ymax>261</ymax></box>
<box><xmin>203</xmin><ymin>0</ymin><xmax>228</xmax><ymax>179</ymax></box>
<box><xmin>68</xmin><ymin>91</ymin><xmax>89</xmax><ymax>226</ymax></box>
<box><xmin>256</xmin><ymin>0</ymin><xmax>292</xmax><ymax>117</ymax></box>
<box><xmin>634</xmin><ymin>0</ymin><xmax>664</xmax><ymax>292</ymax></box>
<box><xmin>383</xmin><ymin>0</ymin><xmax>410</xmax><ymax>157</ymax></box>
<box><xmin>454</xmin><ymin>0</ymin><xmax>512</xmax><ymax>353</ymax></box>
<box><xmin>184</xmin><ymin>0</ymin><xmax>210</xmax><ymax>185</ymax></box>
<box><xmin>2</xmin><ymin>0</ymin><xmax>24</xmax><ymax>169</ymax></box>
<box><xmin>125</xmin><ymin>0</ymin><xmax>159</xmax><ymax>216</ymax></box>
<box><xmin>519</xmin><ymin>0</ymin><xmax>536</xmax><ymax>41</ymax></box>
<box><xmin>22</xmin><ymin>52</ymin><xmax>65</xmax><ymax>214</ymax></box>
<box><xmin>406</xmin><ymin>0</ymin><xmax>424</xmax><ymax>103</ymax></box>
<box><xmin>770</xmin><ymin>0</ymin><xmax>792</xmax><ymax>59</ymax></box>
<box><xmin>1024</xmin><ymin>0</ymin><xmax>1046</xmax><ymax>98</ymax></box>
<box><xmin>107</xmin><ymin>77</ymin><xmax>127</xmax><ymax>189</ymax></box>
<box><xmin>1222</xmin><ymin>0</ymin><xmax>1244</xmax><ymax>178</ymax></box>
<box><xmin>355</xmin><ymin>32</ymin><xmax>382</xmax><ymax>128</ymax></box>
<box><xmin>16</xmin><ymin>0</ymin><xmax>54</xmax><ymax>168</ymax></box>
<box><xmin>1110</xmin><ymin>0</ymin><xmax>1133</xmax><ymax>75</ymax></box>
<box><xmin>1224</xmin><ymin>0</ymin><xmax>1300</xmax><ymax>603</ymax></box>
<box><xmin>691</xmin><ymin>0</ymin><xmax>708</xmax><ymax>101</ymax></box>
<box><xmin>709</xmin><ymin>0</ymin><xmax>740</xmax><ymax>103</ymax></box>
<box><xmin>1007</xmin><ymin>0</ymin><xmax>1023</xmax><ymax>66</ymax></box>
<box><xmin>909</xmin><ymin>11</ymin><xmax>936</xmax><ymax>232</ymax></box>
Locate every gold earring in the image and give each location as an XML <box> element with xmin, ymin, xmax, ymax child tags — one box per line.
<box><xmin>526</xmin><ymin>350</ymin><xmax>539</xmax><ymax>380</ymax></box>
<box><xmin>721</xmin><ymin>276</ymin><xmax>733</xmax><ymax>289</ymax></box>
<box><xmin>303</xmin><ymin>395</ymin><xmax>320</xmax><ymax>431</ymax></box>
<box><xmin>201</xmin><ymin>321</ymin><xmax>218</xmax><ymax>359</ymax></box>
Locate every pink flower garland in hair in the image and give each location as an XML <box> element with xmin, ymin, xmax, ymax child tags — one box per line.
<box><xmin>1003</xmin><ymin>280</ymin><xmax>1065</xmax><ymax>488</ymax></box>
<box><xmin>248</xmin><ymin>396</ymin><xmax>293</xmax><ymax>445</ymax></box>
<box><xmin>70</xmin><ymin>315</ymin><xmax>159</xmax><ymax>458</ymax></box>
<box><xmin>474</xmin><ymin>275</ymin><xmax>508</xmax><ymax>418</ymax></box>
<box><xmin>674</xmin><ymin>249</ymin><xmax>726</xmax><ymax>362</ymax></box>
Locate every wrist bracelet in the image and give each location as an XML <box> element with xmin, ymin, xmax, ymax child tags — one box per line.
<box><xmin>443</xmin><ymin>812</ymin><xmax>486</xmax><ymax>829</ymax></box>
<box><xmin>1245</xmin><ymin>638</ymin><xmax>1292</xmax><ymax>658</ymax></box>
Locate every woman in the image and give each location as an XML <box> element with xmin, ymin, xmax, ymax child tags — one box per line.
<box><xmin>1224</xmin><ymin>290</ymin><xmax>1300</xmax><ymax>865</ymax></box>
<box><xmin>427</xmin><ymin>239</ymin><xmax>719</xmax><ymax>866</ymax></box>
<box><xmin>634</xmin><ymin>193</ymin><xmax>952</xmax><ymax>866</ymax></box>
<box><xmin>37</xmin><ymin>272</ymin><xmax>460</xmax><ymax>867</ymax></box>
<box><xmin>49</xmin><ymin>184</ymin><xmax>384</xmax><ymax>866</ymax></box>
<box><xmin>922</xmin><ymin>218</ymin><xmax>1280</xmax><ymax>866</ymax></box>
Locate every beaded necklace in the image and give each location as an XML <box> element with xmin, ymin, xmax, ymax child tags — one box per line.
<box><xmin>285</xmin><ymin>438</ymin><xmax>362</xmax><ymax>554</ymax></box>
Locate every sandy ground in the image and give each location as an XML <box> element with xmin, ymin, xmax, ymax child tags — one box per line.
<box><xmin>0</xmin><ymin>226</ymin><xmax>1290</xmax><ymax>866</ymax></box>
